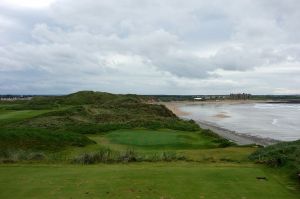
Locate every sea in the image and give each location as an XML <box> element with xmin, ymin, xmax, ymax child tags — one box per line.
<box><xmin>179</xmin><ymin>103</ymin><xmax>300</xmax><ymax>141</ymax></box>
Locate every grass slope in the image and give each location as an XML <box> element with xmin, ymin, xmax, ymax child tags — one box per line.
<box><xmin>0</xmin><ymin>163</ymin><xmax>298</xmax><ymax>199</ymax></box>
<box><xmin>0</xmin><ymin>91</ymin><xmax>202</xmax><ymax>152</ymax></box>
<box><xmin>249</xmin><ymin>140</ymin><xmax>300</xmax><ymax>180</ymax></box>
<box><xmin>0</xmin><ymin>109</ymin><xmax>52</xmax><ymax>125</ymax></box>
<box><xmin>0</xmin><ymin>128</ymin><xmax>94</xmax><ymax>151</ymax></box>
<box><xmin>11</xmin><ymin>91</ymin><xmax>200</xmax><ymax>133</ymax></box>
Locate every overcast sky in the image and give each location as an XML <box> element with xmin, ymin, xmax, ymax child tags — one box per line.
<box><xmin>0</xmin><ymin>0</ymin><xmax>300</xmax><ymax>95</ymax></box>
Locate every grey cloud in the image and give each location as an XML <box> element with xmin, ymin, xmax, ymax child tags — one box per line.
<box><xmin>0</xmin><ymin>0</ymin><xmax>299</xmax><ymax>94</ymax></box>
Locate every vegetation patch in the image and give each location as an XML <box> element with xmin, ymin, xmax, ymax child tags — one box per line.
<box><xmin>0</xmin><ymin>109</ymin><xmax>52</xmax><ymax>125</ymax></box>
<box><xmin>0</xmin><ymin>91</ymin><xmax>201</xmax><ymax>152</ymax></box>
<box><xmin>72</xmin><ymin>148</ymin><xmax>186</xmax><ymax>164</ymax></box>
<box><xmin>0</xmin><ymin>149</ymin><xmax>46</xmax><ymax>163</ymax></box>
<box><xmin>7</xmin><ymin>91</ymin><xmax>200</xmax><ymax>132</ymax></box>
<box><xmin>0</xmin><ymin>128</ymin><xmax>94</xmax><ymax>151</ymax></box>
<box><xmin>249</xmin><ymin>140</ymin><xmax>300</xmax><ymax>180</ymax></box>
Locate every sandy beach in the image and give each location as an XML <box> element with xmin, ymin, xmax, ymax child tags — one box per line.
<box><xmin>160</xmin><ymin>100</ymin><xmax>272</xmax><ymax>117</ymax></box>
<box><xmin>161</xmin><ymin>100</ymin><xmax>280</xmax><ymax>146</ymax></box>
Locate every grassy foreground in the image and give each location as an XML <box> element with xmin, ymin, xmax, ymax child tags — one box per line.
<box><xmin>1</xmin><ymin>91</ymin><xmax>300</xmax><ymax>198</ymax></box>
<box><xmin>0</xmin><ymin>163</ymin><xmax>298</xmax><ymax>199</ymax></box>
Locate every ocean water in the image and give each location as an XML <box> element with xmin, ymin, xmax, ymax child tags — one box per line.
<box><xmin>180</xmin><ymin>103</ymin><xmax>300</xmax><ymax>141</ymax></box>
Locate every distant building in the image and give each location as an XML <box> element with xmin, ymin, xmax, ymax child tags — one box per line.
<box><xmin>193</xmin><ymin>97</ymin><xmax>203</xmax><ymax>100</ymax></box>
<box><xmin>229</xmin><ymin>93</ymin><xmax>251</xmax><ymax>100</ymax></box>
<box><xmin>0</xmin><ymin>95</ymin><xmax>33</xmax><ymax>101</ymax></box>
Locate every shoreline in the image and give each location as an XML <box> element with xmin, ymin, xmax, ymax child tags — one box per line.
<box><xmin>195</xmin><ymin>120</ymin><xmax>279</xmax><ymax>146</ymax></box>
<box><xmin>162</xmin><ymin>100</ymin><xmax>280</xmax><ymax>146</ymax></box>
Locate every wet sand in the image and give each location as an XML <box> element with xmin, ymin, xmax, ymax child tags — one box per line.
<box><xmin>213</xmin><ymin>113</ymin><xmax>231</xmax><ymax>118</ymax></box>
<box><xmin>160</xmin><ymin>102</ymin><xmax>190</xmax><ymax>116</ymax></box>
<box><xmin>161</xmin><ymin>101</ymin><xmax>279</xmax><ymax>146</ymax></box>
<box><xmin>196</xmin><ymin>120</ymin><xmax>278</xmax><ymax>146</ymax></box>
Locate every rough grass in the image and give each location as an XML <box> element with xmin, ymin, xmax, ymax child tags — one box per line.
<box><xmin>0</xmin><ymin>105</ymin><xmax>96</xmax><ymax>152</ymax></box>
<box><xmin>249</xmin><ymin>140</ymin><xmax>300</xmax><ymax>180</ymax></box>
<box><xmin>0</xmin><ymin>91</ymin><xmax>216</xmax><ymax>165</ymax></box>
<box><xmin>0</xmin><ymin>91</ymin><xmax>201</xmax><ymax>153</ymax></box>
<box><xmin>249</xmin><ymin>140</ymin><xmax>300</xmax><ymax>167</ymax></box>
<box><xmin>0</xmin><ymin>163</ymin><xmax>299</xmax><ymax>199</ymax></box>
<box><xmin>0</xmin><ymin>128</ymin><xmax>94</xmax><ymax>151</ymax></box>
<box><xmin>71</xmin><ymin>148</ymin><xmax>186</xmax><ymax>164</ymax></box>
<box><xmin>0</xmin><ymin>149</ymin><xmax>46</xmax><ymax>163</ymax></box>
<box><xmin>11</xmin><ymin>91</ymin><xmax>200</xmax><ymax>132</ymax></box>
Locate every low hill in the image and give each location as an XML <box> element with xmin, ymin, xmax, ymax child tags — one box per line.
<box><xmin>19</xmin><ymin>91</ymin><xmax>138</xmax><ymax>109</ymax></box>
<box><xmin>0</xmin><ymin>91</ymin><xmax>202</xmax><ymax>152</ymax></box>
<box><xmin>14</xmin><ymin>91</ymin><xmax>199</xmax><ymax>133</ymax></box>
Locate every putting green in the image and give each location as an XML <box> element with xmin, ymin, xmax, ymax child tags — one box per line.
<box><xmin>105</xmin><ymin>129</ymin><xmax>219</xmax><ymax>149</ymax></box>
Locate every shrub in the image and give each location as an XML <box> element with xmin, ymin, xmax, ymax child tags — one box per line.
<box><xmin>249</xmin><ymin>140</ymin><xmax>300</xmax><ymax>181</ymax></box>
<box><xmin>71</xmin><ymin>148</ymin><xmax>186</xmax><ymax>164</ymax></box>
<box><xmin>71</xmin><ymin>148</ymin><xmax>115</xmax><ymax>164</ymax></box>
<box><xmin>249</xmin><ymin>140</ymin><xmax>300</xmax><ymax>167</ymax></box>
<box><xmin>118</xmin><ymin>148</ymin><xmax>138</xmax><ymax>162</ymax></box>
<box><xmin>160</xmin><ymin>151</ymin><xmax>185</xmax><ymax>161</ymax></box>
<box><xmin>27</xmin><ymin>152</ymin><xmax>46</xmax><ymax>160</ymax></box>
<box><xmin>0</xmin><ymin>149</ymin><xmax>46</xmax><ymax>163</ymax></box>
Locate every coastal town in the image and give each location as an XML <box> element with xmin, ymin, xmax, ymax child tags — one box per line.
<box><xmin>193</xmin><ymin>93</ymin><xmax>252</xmax><ymax>101</ymax></box>
<box><xmin>0</xmin><ymin>95</ymin><xmax>33</xmax><ymax>101</ymax></box>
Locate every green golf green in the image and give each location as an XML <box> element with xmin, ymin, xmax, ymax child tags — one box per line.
<box><xmin>105</xmin><ymin>129</ymin><xmax>220</xmax><ymax>149</ymax></box>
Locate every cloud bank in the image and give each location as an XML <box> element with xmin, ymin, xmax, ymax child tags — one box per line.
<box><xmin>0</xmin><ymin>0</ymin><xmax>300</xmax><ymax>94</ymax></box>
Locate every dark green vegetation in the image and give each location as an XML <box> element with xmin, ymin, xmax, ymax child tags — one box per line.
<box><xmin>0</xmin><ymin>128</ymin><xmax>93</xmax><ymax>151</ymax></box>
<box><xmin>249</xmin><ymin>140</ymin><xmax>300</xmax><ymax>180</ymax></box>
<box><xmin>0</xmin><ymin>91</ymin><xmax>200</xmax><ymax>153</ymax></box>
<box><xmin>250</xmin><ymin>95</ymin><xmax>300</xmax><ymax>102</ymax></box>
<box><xmin>0</xmin><ymin>91</ymin><xmax>230</xmax><ymax>163</ymax></box>
<box><xmin>13</xmin><ymin>91</ymin><xmax>200</xmax><ymax>132</ymax></box>
<box><xmin>0</xmin><ymin>91</ymin><xmax>299</xmax><ymax>198</ymax></box>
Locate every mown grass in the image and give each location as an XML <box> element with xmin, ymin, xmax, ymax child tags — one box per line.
<box><xmin>0</xmin><ymin>109</ymin><xmax>52</xmax><ymax>125</ymax></box>
<box><xmin>0</xmin><ymin>163</ymin><xmax>299</xmax><ymax>199</ymax></box>
<box><xmin>105</xmin><ymin>129</ymin><xmax>229</xmax><ymax>149</ymax></box>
